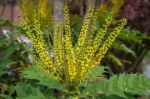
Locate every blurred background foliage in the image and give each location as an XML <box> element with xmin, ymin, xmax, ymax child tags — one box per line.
<box><xmin>0</xmin><ymin>0</ymin><xmax>150</xmax><ymax>98</ymax></box>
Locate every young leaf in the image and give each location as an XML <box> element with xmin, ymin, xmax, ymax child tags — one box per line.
<box><xmin>83</xmin><ymin>73</ymin><xmax>150</xmax><ymax>98</ymax></box>
<box><xmin>88</xmin><ymin>66</ymin><xmax>106</xmax><ymax>77</ymax></box>
<box><xmin>2</xmin><ymin>43</ymin><xmax>20</xmax><ymax>59</ymax></box>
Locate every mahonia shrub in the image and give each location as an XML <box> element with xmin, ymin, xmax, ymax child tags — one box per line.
<box><xmin>21</xmin><ymin>0</ymin><xmax>126</xmax><ymax>89</ymax></box>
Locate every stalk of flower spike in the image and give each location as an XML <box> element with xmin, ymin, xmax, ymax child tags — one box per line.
<box><xmin>64</xmin><ymin>4</ymin><xmax>77</xmax><ymax>83</ymax></box>
<box><xmin>53</xmin><ymin>23</ymin><xmax>64</xmax><ymax>76</ymax></box>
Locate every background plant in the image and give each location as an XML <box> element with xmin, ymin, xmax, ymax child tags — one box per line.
<box><xmin>0</xmin><ymin>16</ymin><xmax>30</xmax><ymax>99</ymax></box>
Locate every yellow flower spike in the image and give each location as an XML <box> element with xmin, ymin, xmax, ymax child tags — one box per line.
<box><xmin>21</xmin><ymin>0</ymin><xmax>38</xmax><ymax>25</ymax></box>
<box><xmin>76</xmin><ymin>5</ymin><xmax>95</xmax><ymax>56</ymax></box>
<box><xmin>38</xmin><ymin>0</ymin><xmax>48</xmax><ymax>19</ymax></box>
<box><xmin>64</xmin><ymin>4</ymin><xmax>77</xmax><ymax>83</ymax></box>
<box><xmin>86</xmin><ymin>16</ymin><xmax>112</xmax><ymax>67</ymax></box>
<box><xmin>21</xmin><ymin>0</ymin><xmax>53</xmax><ymax>29</ymax></box>
<box><xmin>92</xmin><ymin>19</ymin><xmax>127</xmax><ymax>67</ymax></box>
<box><xmin>31</xmin><ymin>13</ymin><xmax>54</xmax><ymax>71</ymax></box>
<box><xmin>74</xmin><ymin>6</ymin><xmax>96</xmax><ymax>81</ymax></box>
<box><xmin>38</xmin><ymin>0</ymin><xmax>53</xmax><ymax>28</ymax></box>
<box><xmin>53</xmin><ymin>23</ymin><xmax>64</xmax><ymax>72</ymax></box>
<box><xmin>73</xmin><ymin>96</ymin><xmax>78</xmax><ymax>99</ymax></box>
<box><xmin>22</xmin><ymin>14</ymin><xmax>58</xmax><ymax>80</ymax></box>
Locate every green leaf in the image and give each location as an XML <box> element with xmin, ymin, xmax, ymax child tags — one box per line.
<box><xmin>20</xmin><ymin>95</ymin><xmax>56</xmax><ymax>99</ymax></box>
<box><xmin>88</xmin><ymin>66</ymin><xmax>106</xmax><ymax>77</ymax></box>
<box><xmin>83</xmin><ymin>73</ymin><xmax>150</xmax><ymax>98</ymax></box>
<box><xmin>120</xmin><ymin>44</ymin><xmax>136</xmax><ymax>57</ymax></box>
<box><xmin>0</xmin><ymin>37</ymin><xmax>6</xmax><ymax>47</ymax></box>
<box><xmin>14</xmin><ymin>83</ymin><xmax>48</xmax><ymax>99</ymax></box>
<box><xmin>0</xmin><ymin>60</ymin><xmax>16</xmax><ymax>66</ymax></box>
<box><xmin>119</xmin><ymin>29</ymin><xmax>141</xmax><ymax>44</ymax></box>
<box><xmin>108</xmin><ymin>53</ymin><xmax>123</xmax><ymax>67</ymax></box>
<box><xmin>22</xmin><ymin>66</ymin><xmax>64</xmax><ymax>90</ymax></box>
<box><xmin>2</xmin><ymin>43</ymin><xmax>20</xmax><ymax>59</ymax></box>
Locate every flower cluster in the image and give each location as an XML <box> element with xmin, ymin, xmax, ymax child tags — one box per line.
<box><xmin>21</xmin><ymin>0</ymin><xmax>127</xmax><ymax>87</ymax></box>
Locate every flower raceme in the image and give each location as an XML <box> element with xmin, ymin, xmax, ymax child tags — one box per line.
<box><xmin>21</xmin><ymin>1</ymin><xmax>127</xmax><ymax>86</ymax></box>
